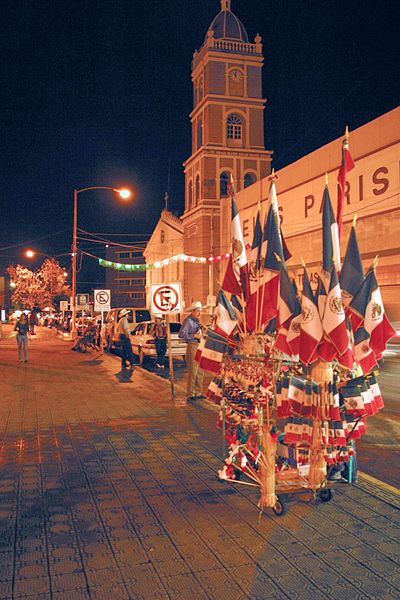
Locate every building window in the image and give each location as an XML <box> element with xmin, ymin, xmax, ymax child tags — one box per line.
<box><xmin>118</xmin><ymin>279</ymin><xmax>131</xmax><ymax>287</ymax></box>
<box><xmin>131</xmin><ymin>251</ymin><xmax>142</xmax><ymax>258</ymax></box>
<box><xmin>188</xmin><ymin>180</ymin><xmax>193</xmax><ymax>209</ymax></box>
<box><xmin>132</xmin><ymin>292</ymin><xmax>144</xmax><ymax>299</ymax></box>
<box><xmin>199</xmin><ymin>76</ymin><xmax>203</xmax><ymax>101</ymax></box>
<box><xmin>195</xmin><ymin>175</ymin><xmax>200</xmax><ymax>204</ymax></box>
<box><xmin>244</xmin><ymin>172</ymin><xmax>256</xmax><ymax>188</ymax></box>
<box><xmin>119</xmin><ymin>252</ymin><xmax>130</xmax><ymax>259</ymax></box>
<box><xmin>227</xmin><ymin>114</ymin><xmax>243</xmax><ymax>140</ymax></box>
<box><xmin>132</xmin><ymin>278</ymin><xmax>145</xmax><ymax>288</ymax></box>
<box><xmin>197</xmin><ymin>117</ymin><xmax>203</xmax><ymax>149</ymax></box>
<box><xmin>220</xmin><ymin>171</ymin><xmax>230</xmax><ymax>197</ymax></box>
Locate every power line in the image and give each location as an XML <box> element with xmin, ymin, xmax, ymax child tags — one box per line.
<box><xmin>0</xmin><ymin>229</ymin><xmax>70</xmax><ymax>252</ymax></box>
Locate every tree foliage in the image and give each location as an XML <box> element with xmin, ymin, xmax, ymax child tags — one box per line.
<box><xmin>7</xmin><ymin>259</ymin><xmax>71</xmax><ymax>310</ymax></box>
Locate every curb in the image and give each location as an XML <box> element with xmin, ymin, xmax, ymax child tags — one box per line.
<box><xmin>358</xmin><ymin>471</ymin><xmax>400</xmax><ymax>496</ymax></box>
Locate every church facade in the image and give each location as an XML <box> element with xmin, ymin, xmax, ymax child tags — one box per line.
<box><xmin>145</xmin><ymin>0</ymin><xmax>272</xmax><ymax>309</ymax></box>
<box><xmin>144</xmin><ymin>1</ymin><xmax>400</xmax><ymax>319</ymax></box>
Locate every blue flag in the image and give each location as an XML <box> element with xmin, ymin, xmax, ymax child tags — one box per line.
<box><xmin>339</xmin><ymin>224</ymin><xmax>364</xmax><ymax>308</ymax></box>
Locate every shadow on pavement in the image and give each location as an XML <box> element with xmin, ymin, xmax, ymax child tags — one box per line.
<box><xmin>114</xmin><ymin>368</ymin><xmax>135</xmax><ymax>383</ymax></box>
<box><xmin>80</xmin><ymin>358</ymin><xmax>104</xmax><ymax>365</ymax></box>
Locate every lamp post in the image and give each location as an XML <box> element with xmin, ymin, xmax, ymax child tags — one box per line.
<box><xmin>71</xmin><ymin>186</ymin><xmax>131</xmax><ymax>338</ymax></box>
<box><xmin>25</xmin><ymin>249</ymin><xmax>70</xmax><ymax>260</ymax></box>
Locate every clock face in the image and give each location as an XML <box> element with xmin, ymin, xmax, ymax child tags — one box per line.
<box><xmin>230</xmin><ymin>69</ymin><xmax>243</xmax><ymax>83</ymax></box>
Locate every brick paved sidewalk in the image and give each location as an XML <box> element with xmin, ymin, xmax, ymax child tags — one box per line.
<box><xmin>0</xmin><ymin>327</ymin><xmax>399</xmax><ymax>600</ymax></box>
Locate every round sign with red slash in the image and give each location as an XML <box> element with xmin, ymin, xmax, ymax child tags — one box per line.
<box><xmin>150</xmin><ymin>283</ymin><xmax>182</xmax><ymax>313</ymax></box>
<box><xmin>95</xmin><ymin>290</ymin><xmax>110</xmax><ymax>305</ymax></box>
<box><xmin>94</xmin><ymin>289</ymin><xmax>111</xmax><ymax>311</ymax></box>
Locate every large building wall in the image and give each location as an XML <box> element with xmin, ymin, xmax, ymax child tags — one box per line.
<box><xmin>233</xmin><ymin>106</ymin><xmax>400</xmax><ymax>318</ymax></box>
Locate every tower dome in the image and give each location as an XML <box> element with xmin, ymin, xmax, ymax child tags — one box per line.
<box><xmin>206</xmin><ymin>0</ymin><xmax>249</xmax><ymax>44</ymax></box>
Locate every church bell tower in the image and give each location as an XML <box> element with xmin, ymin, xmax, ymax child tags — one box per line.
<box><xmin>182</xmin><ymin>0</ymin><xmax>272</xmax><ymax>306</ymax></box>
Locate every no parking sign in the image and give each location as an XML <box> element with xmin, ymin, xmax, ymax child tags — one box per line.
<box><xmin>94</xmin><ymin>289</ymin><xmax>111</xmax><ymax>312</ymax></box>
<box><xmin>150</xmin><ymin>283</ymin><xmax>182</xmax><ymax>314</ymax></box>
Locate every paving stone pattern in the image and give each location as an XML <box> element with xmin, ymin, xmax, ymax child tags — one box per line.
<box><xmin>0</xmin><ymin>329</ymin><xmax>399</xmax><ymax>599</ymax></box>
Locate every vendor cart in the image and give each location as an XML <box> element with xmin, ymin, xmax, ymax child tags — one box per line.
<box><xmin>272</xmin><ymin>473</ymin><xmax>340</xmax><ymax>517</ymax></box>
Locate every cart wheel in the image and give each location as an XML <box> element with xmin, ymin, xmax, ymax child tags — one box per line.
<box><xmin>319</xmin><ymin>489</ymin><xmax>333</xmax><ymax>502</ymax></box>
<box><xmin>273</xmin><ymin>496</ymin><xmax>287</xmax><ymax>517</ymax></box>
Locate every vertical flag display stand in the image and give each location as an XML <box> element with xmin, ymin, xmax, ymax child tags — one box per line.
<box><xmin>197</xmin><ymin>136</ymin><xmax>395</xmax><ymax>516</ymax></box>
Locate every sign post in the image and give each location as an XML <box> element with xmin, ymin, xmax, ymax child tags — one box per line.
<box><xmin>150</xmin><ymin>283</ymin><xmax>182</xmax><ymax>400</ymax></box>
<box><xmin>94</xmin><ymin>289</ymin><xmax>111</xmax><ymax>349</ymax></box>
<box><xmin>166</xmin><ymin>312</ymin><xmax>174</xmax><ymax>399</ymax></box>
<box><xmin>60</xmin><ymin>300</ymin><xmax>68</xmax><ymax>326</ymax></box>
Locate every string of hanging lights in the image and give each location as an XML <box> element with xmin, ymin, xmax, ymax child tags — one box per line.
<box><xmin>98</xmin><ymin>251</ymin><xmax>234</xmax><ymax>271</ymax></box>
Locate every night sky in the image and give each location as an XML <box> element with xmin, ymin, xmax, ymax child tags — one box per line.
<box><xmin>1</xmin><ymin>0</ymin><xmax>399</xmax><ymax>288</ymax></box>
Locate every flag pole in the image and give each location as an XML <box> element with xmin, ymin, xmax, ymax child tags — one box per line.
<box><xmin>241</xmin><ymin>293</ymin><xmax>248</xmax><ymax>334</ymax></box>
<box><xmin>255</xmin><ymin>200</ymin><xmax>262</xmax><ymax>333</ymax></box>
<box><xmin>258</xmin><ymin>169</ymin><xmax>277</xmax><ymax>332</ymax></box>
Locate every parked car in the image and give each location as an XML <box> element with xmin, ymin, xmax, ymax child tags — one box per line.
<box><xmin>130</xmin><ymin>321</ymin><xmax>186</xmax><ymax>365</ymax></box>
<box><xmin>103</xmin><ymin>307</ymin><xmax>151</xmax><ymax>350</ymax></box>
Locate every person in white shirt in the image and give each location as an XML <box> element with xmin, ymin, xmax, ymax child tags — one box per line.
<box><xmin>117</xmin><ymin>309</ymin><xmax>135</xmax><ymax>370</ymax></box>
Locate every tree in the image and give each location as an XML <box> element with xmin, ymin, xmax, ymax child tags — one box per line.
<box><xmin>7</xmin><ymin>259</ymin><xmax>71</xmax><ymax>310</ymax></box>
<box><xmin>39</xmin><ymin>258</ymin><xmax>71</xmax><ymax>308</ymax></box>
<box><xmin>7</xmin><ymin>264</ymin><xmax>42</xmax><ymax>309</ymax></box>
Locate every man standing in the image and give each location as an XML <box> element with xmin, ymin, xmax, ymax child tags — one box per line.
<box><xmin>117</xmin><ymin>309</ymin><xmax>135</xmax><ymax>370</ymax></box>
<box><xmin>152</xmin><ymin>316</ymin><xmax>167</xmax><ymax>368</ymax></box>
<box><xmin>179</xmin><ymin>301</ymin><xmax>204</xmax><ymax>400</ymax></box>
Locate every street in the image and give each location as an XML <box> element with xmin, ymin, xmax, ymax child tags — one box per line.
<box><xmin>0</xmin><ymin>326</ymin><xmax>399</xmax><ymax>600</ymax></box>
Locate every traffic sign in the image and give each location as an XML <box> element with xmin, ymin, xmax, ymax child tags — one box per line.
<box><xmin>76</xmin><ymin>293</ymin><xmax>89</xmax><ymax>309</ymax></box>
<box><xmin>60</xmin><ymin>301</ymin><xmax>68</xmax><ymax>312</ymax></box>
<box><xmin>94</xmin><ymin>289</ymin><xmax>111</xmax><ymax>312</ymax></box>
<box><xmin>150</xmin><ymin>283</ymin><xmax>182</xmax><ymax>314</ymax></box>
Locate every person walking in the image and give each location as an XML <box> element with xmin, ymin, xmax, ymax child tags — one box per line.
<box><xmin>152</xmin><ymin>316</ymin><xmax>167</xmax><ymax>368</ymax></box>
<box><xmin>117</xmin><ymin>309</ymin><xmax>135</xmax><ymax>370</ymax></box>
<box><xmin>178</xmin><ymin>301</ymin><xmax>204</xmax><ymax>400</ymax></box>
<box><xmin>29</xmin><ymin>312</ymin><xmax>36</xmax><ymax>335</ymax></box>
<box><xmin>14</xmin><ymin>313</ymin><xmax>29</xmax><ymax>363</ymax></box>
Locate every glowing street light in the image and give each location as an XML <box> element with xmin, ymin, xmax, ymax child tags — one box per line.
<box><xmin>71</xmin><ymin>185</ymin><xmax>132</xmax><ymax>337</ymax></box>
<box><xmin>26</xmin><ymin>249</ymin><xmax>35</xmax><ymax>258</ymax></box>
<box><xmin>118</xmin><ymin>188</ymin><xmax>131</xmax><ymax>199</ymax></box>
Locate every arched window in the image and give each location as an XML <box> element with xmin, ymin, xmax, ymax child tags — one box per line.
<box><xmin>188</xmin><ymin>180</ymin><xmax>193</xmax><ymax>209</ymax></box>
<box><xmin>244</xmin><ymin>172</ymin><xmax>256</xmax><ymax>188</ymax></box>
<box><xmin>199</xmin><ymin>76</ymin><xmax>204</xmax><ymax>101</ymax></box>
<box><xmin>220</xmin><ymin>171</ymin><xmax>230</xmax><ymax>197</ymax></box>
<box><xmin>197</xmin><ymin>117</ymin><xmax>203</xmax><ymax>149</ymax></box>
<box><xmin>227</xmin><ymin>114</ymin><xmax>243</xmax><ymax>140</ymax></box>
<box><xmin>195</xmin><ymin>175</ymin><xmax>200</xmax><ymax>203</ymax></box>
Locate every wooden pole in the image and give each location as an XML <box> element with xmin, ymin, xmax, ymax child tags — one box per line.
<box><xmin>241</xmin><ymin>293</ymin><xmax>248</xmax><ymax>334</ymax></box>
<box><xmin>166</xmin><ymin>312</ymin><xmax>175</xmax><ymax>399</ymax></box>
<box><xmin>221</xmin><ymin>396</ymin><xmax>227</xmax><ymax>457</ymax></box>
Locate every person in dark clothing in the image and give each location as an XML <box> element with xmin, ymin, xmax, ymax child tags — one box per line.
<box><xmin>152</xmin><ymin>316</ymin><xmax>167</xmax><ymax>368</ymax></box>
<box><xmin>29</xmin><ymin>312</ymin><xmax>36</xmax><ymax>335</ymax></box>
<box><xmin>14</xmin><ymin>313</ymin><xmax>29</xmax><ymax>363</ymax></box>
<box><xmin>117</xmin><ymin>309</ymin><xmax>135</xmax><ymax>369</ymax></box>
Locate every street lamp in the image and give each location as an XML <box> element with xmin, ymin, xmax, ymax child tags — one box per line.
<box><xmin>24</xmin><ymin>249</ymin><xmax>71</xmax><ymax>260</ymax></box>
<box><xmin>71</xmin><ymin>186</ymin><xmax>131</xmax><ymax>338</ymax></box>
